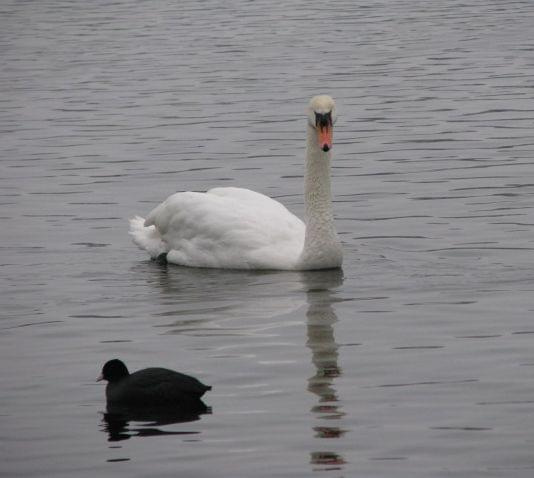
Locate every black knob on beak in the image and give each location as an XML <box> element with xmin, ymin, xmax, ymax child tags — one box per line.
<box><xmin>315</xmin><ymin>112</ymin><xmax>332</xmax><ymax>129</ymax></box>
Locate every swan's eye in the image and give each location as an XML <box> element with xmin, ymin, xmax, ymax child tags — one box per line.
<box><xmin>315</xmin><ymin>112</ymin><xmax>333</xmax><ymax>129</ymax></box>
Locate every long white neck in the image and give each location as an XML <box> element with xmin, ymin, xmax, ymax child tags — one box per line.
<box><xmin>298</xmin><ymin>125</ymin><xmax>342</xmax><ymax>269</ymax></box>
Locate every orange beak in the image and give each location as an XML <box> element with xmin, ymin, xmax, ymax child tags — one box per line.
<box><xmin>318</xmin><ymin>124</ymin><xmax>333</xmax><ymax>152</ymax></box>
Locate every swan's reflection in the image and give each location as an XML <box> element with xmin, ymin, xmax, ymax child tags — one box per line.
<box><xmin>131</xmin><ymin>260</ymin><xmax>266</xmax><ymax>302</ymax></box>
<box><xmin>310</xmin><ymin>451</ymin><xmax>347</xmax><ymax>470</ymax></box>
<box><xmin>131</xmin><ymin>261</ymin><xmax>305</xmax><ymax>335</ymax></box>
<box><xmin>101</xmin><ymin>400</ymin><xmax>210</xmax><ymax>442</ymax></box>
<box><xmin>300</xmin><ymin>270</ymin><xmax>347</xmax><ymax>469</ymax></box>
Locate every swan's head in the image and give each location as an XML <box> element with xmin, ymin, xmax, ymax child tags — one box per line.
<box><xmin>308</xmin><ymin>95</ymin><xmax>337</xmax><ymax>152</ymax></box>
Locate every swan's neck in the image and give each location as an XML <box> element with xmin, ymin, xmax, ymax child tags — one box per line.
<box><xmin>299</xmin><ymin>125</ymin><xmax>342</xmax><ymax>269</ymax></box>
<box><xmin>304</xmin><ymin>125</ymin><xmax>334</xmax><ymax>231</ymax></box>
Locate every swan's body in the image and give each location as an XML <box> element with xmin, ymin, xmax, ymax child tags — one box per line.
<box><xmin>130</xmin><ymin>96</ymin><xmax>342</xmax><ymax>270</ymax></box>
<box><xmin>130</xmin><ymin>187</ymin><xmax>306</xmax><ymax>269</ymax></box>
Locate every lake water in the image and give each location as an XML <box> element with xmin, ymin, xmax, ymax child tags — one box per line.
<box><xmin>1</xmin><ymin>0</ymin><xmax>534</xmax><ymax>476</ymax></box>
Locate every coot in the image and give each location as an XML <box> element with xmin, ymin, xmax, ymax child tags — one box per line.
<box><xmin>97</xmin><ymin>359</ymin><xmax>211</xmax><ymax>407</ymax></box>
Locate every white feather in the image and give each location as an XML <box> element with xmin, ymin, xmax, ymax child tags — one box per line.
<box><xmin>129</xmin><ymin>96</ymin><xmax>343</xmax><ymax>270</ymax></box>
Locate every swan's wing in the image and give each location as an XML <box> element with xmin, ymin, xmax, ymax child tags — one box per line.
<box><xmin>143</xmin><ymin>187</ymin><xmax>305</xmax><ymax>269</ymax></box>
<box><xmin>206</xmin><ymin>187</ymin><xmax>292</xmax><ymax>215</ymax></box>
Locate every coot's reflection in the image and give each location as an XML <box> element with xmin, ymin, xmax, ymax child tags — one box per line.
<box><xmin>101</xmin><ymin>400</ymin><xmax>211</xmax><ymax>442</ymax></box>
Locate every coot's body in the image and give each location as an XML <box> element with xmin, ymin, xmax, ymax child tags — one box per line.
<box><xmin>98</xmin><ymin>359</ymin><xmax>211</xmax><ymax>407</ymax></box>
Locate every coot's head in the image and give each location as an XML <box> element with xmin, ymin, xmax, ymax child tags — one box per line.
<box><xmin>97</xmin><ymin>359</ymin><xmax>130</xmax><ymax>383</ymax></box>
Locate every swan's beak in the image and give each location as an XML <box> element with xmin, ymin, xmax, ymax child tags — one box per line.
<box><xmin>315</xmin><ymin>112</ymin><xmax>333</xmax><ymax>152</ymax></box>
<box><xmin>96</xmin><ymin>374</ymin><xmax>104</xmax><ymax>382</ymax></box>
<box><xmin>318</xmin><ymin>124</ymin><xmax>333</xmax><ymax>152</ymax></box>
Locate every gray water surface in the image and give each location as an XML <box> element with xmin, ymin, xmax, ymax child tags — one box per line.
<box><xmin>1</xmin><ymin>0</ymin><xmax>534</xmax><ymax>477</ymax></box>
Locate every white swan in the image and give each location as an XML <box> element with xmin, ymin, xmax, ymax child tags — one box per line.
<box><xmin>129</xmin><ymin>95</ymin><xmax>342</xmax><ymax>270</ymax></box>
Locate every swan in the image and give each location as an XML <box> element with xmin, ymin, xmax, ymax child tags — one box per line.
<box><xmin>129</xmin><ymin>95</ymin><xmax>342</xmax><ymax>270</ymax></box>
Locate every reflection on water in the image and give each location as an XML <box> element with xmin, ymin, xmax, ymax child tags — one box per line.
<box><xmin>310</xmin><ymin>451</ymin><xmax>347</xmax><ymax>472</ymax></box>
<box><xmin>1</xmin><ymin>0</ymin><xmax>534</xmax><ymax>476</ymax></box>
<box><xmin>301</xmin><ymin>270</ymin><xmax>347</xmax><ymax>469</ymax></box>
<box><xmin>101</xmin><ymin>401</ymin><xmax>210</xmax><ymax>442</ymax></box>
<box><xmin>134</xmin><ymin>261</ymin><xmax>306</xmax><ymax>336</ymax></box>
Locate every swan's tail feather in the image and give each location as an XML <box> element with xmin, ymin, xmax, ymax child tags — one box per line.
<box><xmin>129</xmin><ymin>216</ymin><xmax>167</xmax><ymax>259</ymax></box>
